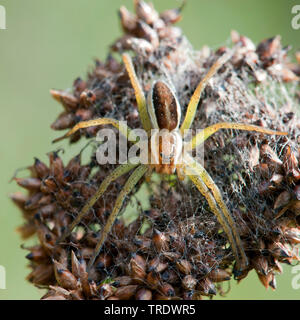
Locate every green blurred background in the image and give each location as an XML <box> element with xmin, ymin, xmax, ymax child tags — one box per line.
<box><xmin>0</xmin><ymin>0</ymin><xmax>299</xmax><ymax>300</ymax></box>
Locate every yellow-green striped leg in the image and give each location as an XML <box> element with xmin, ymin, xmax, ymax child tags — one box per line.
<box><xmin>87</xmin><ymin>164</ymin><xmax>148</xmax><ymax>271</ymax></box>
<box><xmin>187</xmin><ymin>122</ymin><xmax>288</xmax><ymax>151</ymax></box>
<box><xmin>184</xmin><ymin>164</ymin><xmax>246</xmax><ymax>272</ymax></box>
<box><xmin>56</xmin><ymin>163</ymin><xmax>138</xmax><ymax>244</ymax></box>
<box><xmin>180</xmin><ymin>51</ymin><xmax>233</xmax><ymax>135</ymax></box>
<box><xmin>52</xmin><ymin>118</ymin><xmax>135</xmax><ymax>143</ymax></box>
<box><xmin>122</xmin><ymin>53</ymin><xmax>152</xmax><ymax>134</ymax></box>
<box><xmin>185</xmin><ymin>155</ymin><xmax>248</xmax><ymax>271</ymax></box>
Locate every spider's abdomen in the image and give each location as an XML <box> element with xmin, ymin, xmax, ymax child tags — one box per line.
<box><xmin>147</xmin><ymin>80</ymin><xmax>181</xmax><ymax>131</ymax></box>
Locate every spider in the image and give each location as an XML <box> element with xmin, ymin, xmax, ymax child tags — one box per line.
<box><xmin>53</xmin><ymin>51</ymin><xmax>287</xmax><ymax>272</ymax></box>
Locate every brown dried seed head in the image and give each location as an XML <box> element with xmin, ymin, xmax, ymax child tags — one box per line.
<box><xmin>114</xmin><ymin>285</ymin><xmax>138</xmax><ymax>300</ymax></box>
<box><xmin>133</xmin><ymin>235</ymin><xmax>152</xmax><ymax>252</ymax></box>
<box><xmin>73</xmin><ymin>77</ymin><xmax>86</xmax><ymax>97</ymax></box>
<box><xmin>96</xmin><ymin>253</ymin><xmax>113</xmax><ymax>270</ymax></box>
<box><xmin>130</xmin><ymin>254</ymin><xmax>146</xmax><ymax>280</ymax></box>
<box><xmin>283</xmin><ymin>146</ymin><xmax>300</xmax><ymax>180</ymax></box>
<box><xmin>119</xmin><ymin>6</ymin><xmax>137</xmax><ymax>34</ymax></box>
<box><xmin>27</xmin><ymin>264</ymin><xmax>54</xmax><ymax>285</ymax></box>
<box><xmin>75</xmin><ymin>108</ymin><xmax>93</xmax><ymax>122</ymax></box>
<box><xmin>274</xmin><ymin>191</ymin><xmax>291</xmax><ymax>210</ymax></box>
<box><xmin>51</xmin><ymin>112</ymin><xmax>76</xmax><ymax>130</ymax></box>
<box><xmin>135</xmin><ymin>0</ymin><xmax>158</xmax><ymax>25</ymax></box>
<box><xmin>251</xmin><ymin>256</ymin><xmax>269</xmax><ymax>276</ymax></box>
<box><xmin>98</xmin><ymin>283</ymin><xmax>114</xmax><ymax>300</ymax></box>
<box><xmin>159</xmin><ymin>282</ymin><xmax>175</xmax><ymax>297</ymax></box>
<box><xmin>113</xmin><ymin>276</ymin><xmax>133</xmax><ymax>287</ymax></box>
<box><xmin>15</xmin><ymin>177</ymin><xmax>41</xmax><ymax>190</ymax></box>
<box><xmin>16</xmin><ymin>223</ymin><xmax>36</xmax><ymax>239</ymax></box>
<box><xmin>71</xmin><ymin>251</ymin><xmax>81</xmax><ymax>279</ymax></box>
<box><xmin>79</xmin><ymin>90</ymin><xmax>97</xmax><ymax>108</ymax></box>
<box><xmin>182</xmin><ymin>275</ymin><xmax>197</xmax><ymax>290</ymax></box>
<box><xmin>208</xmin><ymin>269</ymin><xmax>231</xmax><ymax>282</ymax></box>
<box><xmin>284</xmin><ymin>228</ymin><xmax>300</xmax><ymax>244</ymax></box>
<box><xmin>269</xmin><ymin>274</ymin><xmax>277</xmax><ymax>290</ymax></box>
<box><xmin>160</xmin><ymin>1</ymin><xmax>185</xmax><ymax>25</ymax></box>
<box><xmin>135</xmin><ymin>20</ymin><xmax>159</xmax><ymax>47</ymax></box>
<box><xmin>272</xmin><ymin>259</ymin><xmax>283</xmax><ymax>274</ymax></box>
<box><xmin>148</xmin><ymin>257</ymin><xmax>168</xmax><ymax>273</ymax></box>
<box><xmin>25</xmin><ymin>246</ymin><xmax>48</xmax><ymax>263</ymax></box>
<box><xmin>10</xmin><ymin>192</ymin><xmax>28</xmax><ymax>209</ymax></box>
<box><xmin>152</xmin><ymin>229</ymin><xmax>169</xmax><ymax>251</ymax></box>
<box><xmin>146</xmin><ymin>270</ymin><xmax>161</xmax><ymax>289</ymax></box>
<box><xmin>268</xmin><ymin>242</ymin><xmax>292</xmax><ymax>259</ymax></box>
<box><xmin>197</xmin><ymin>278</ymin><xmax>217</xmax><ymax>296</ymax></box>
<box><xmin>53</xmin><ymin>260</ymin><xmax>78</xmax><ymax>290</ymax></box>
<box><xmin>176</xmin><ymin>259</ymin><xmax>192</xmax><ymax>275</ymax></box>
<box><xmin>135</xmin><ymin>288</ymin><xmax>153</xmax><ymax>300</ymax></box>
<box><xmin>50</xmin><ymin>89</ymin><xmax>78</xmax><ymax>111</ymax></box>
<box><xmin>257</xmin><ymin>271</ymin><xmax>274</xmax><ymax>290</ymax></box>
<box><xmin>33</xmin><ymin>158</ymin><xmax>49</xmax><ymax>179</ymax></box>
<box><xmin>248</xmin><ymin>145</ymin><xmax>260</xmax><ymax>170</ymax></box>
<box><xmin>260</xmin><ymin>144</ymin><xmax>282</xmax><ymax>165</ymax></box>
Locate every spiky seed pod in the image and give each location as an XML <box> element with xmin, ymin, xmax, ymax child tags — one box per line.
<box><xmin>135</xmin><ymin>288</ymin><xmax>153</xmax><ymax>300</ymax></box>
<box><xmin>130</xmin><ymin>254</ymin><xmax>147</xmax><ymax>282</ymax></box>
<box><xmin>182</xmin><ymin>275</ymin><xmax>197</xmax><ymax>290</ymax></box>
<box><xmin>208</xmin><ymin>269</ymin><xmax>231</xmax><ymax>282</ymax></box>
<box><xmin>197</xmin><ymin>278</ymin><xmax>217</xmax><ymax>296</ymax></box>
<box><xmin>159</xmin><ymin>282</ymin><xmax>176</xmax><ymax>297</ymax></box>
<box><xmin>176</xmin><ymin>260</ymin><xmax>192</xmax><ymax>275</ymax></box>
<box><xmin>152</xmin><ymin>229</ymin><xmax>169</xmax><ymax>251</ymax></box>
<box><xmin>114</xmin><ymin>285</ymin><xmax>138</xmax><ymax>300</ymax></box>
<box><xmin>53</xmin><ymin>260</ymin><xmax>78</xmax><ymax>290</ymax></box>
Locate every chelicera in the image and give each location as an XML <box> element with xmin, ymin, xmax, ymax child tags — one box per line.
<box><xmin>53</xmin><ymin>51</ymin><xmax>287</xmax><ymax>272</ymax></box>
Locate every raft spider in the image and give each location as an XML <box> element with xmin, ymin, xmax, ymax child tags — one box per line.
<box><xmin>53</xmin><ymin>51</ymin><xmax>287</xmax><ymax>272</ymax></box>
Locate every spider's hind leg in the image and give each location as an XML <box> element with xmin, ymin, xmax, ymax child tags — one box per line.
<box><xmin>184</xmin><ymin>159</ymin><xmax>248</xmax><ymax>272</ymax></box>
<box><xmin>87</xmin><ymin>164</ymin><xmax>148</xmax><ymax>271</ymax></box>
<box><xmin>55</xmin><ymin>162</ymin><xmax>138</xmax><ymax>244</ymax></box>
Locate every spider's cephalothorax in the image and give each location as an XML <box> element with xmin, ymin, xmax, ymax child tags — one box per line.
<box><xmin>53</xmin><ymin>51</ymin><xmax>287</xmax><ymax>272</ymax></box>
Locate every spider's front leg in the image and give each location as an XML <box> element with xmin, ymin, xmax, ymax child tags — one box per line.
<box><xmin>52</xmin><ymin>118</ymin><xmax>135</xmax><ymax>143</ymax></box>
<box><xmin>87</xmin><ymin>164</ymin><xmax>149</xmax><ymax>271</ymax></box>
<box><xmin>123</xmin><ymin>53</ymin><xmax>152</xmax><ymax>134</ymax></box>
<box><xmin>188</xmin><ymin>122</ymin><xmax>288</xmax><ymax>151</ymax></box>
<box><xmin>53</xmin><ymin>53</ymin><xmax>152</xmax><ymax>144</ymax></box>
<box><xmin>180</xmin><ymin>50</ymin><xmax>233</xmax><ymax>134</ymax></box>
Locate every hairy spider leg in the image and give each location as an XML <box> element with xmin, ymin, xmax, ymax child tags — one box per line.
<box><xmin>185</xmin><ymin>155</ymin><xmax>248</xmax><ymax>270</ymax></box>
<box><xmin>180</xmin><ymin>50</ymin><xmax>233</xmax><ymax>134</ymax></box>
<box><xmin>87</xmin><ymin>164</ymin><xmax>148</xmax><ymax>270</ymax></box>
<box><xmin>184</xmin><ymin>165</ymin><xmax>246</xmax><ymax>271</ymax></box>
<box><xmin>55</xmin><ymin>163</ymin><xmax>138</xmax><ymax>244</ymax></box>
<box><xmin>52</xmin><ymin>118</ymin><xmax>135</xmax><ymax>143</ymax></box>
<box><xmin>123</xmin><ymin>53</ymin><xmax>152</xmax><ymax>134</ymax></box>
<box><xmin>188</xmin><ymin>122</ymin><xmax>288</xmax><ymax>151</ymax></box>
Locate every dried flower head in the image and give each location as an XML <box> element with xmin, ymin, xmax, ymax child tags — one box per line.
<box><xmin>12</xmin><ymin>1</ymin><xmax>300</xmax><ymax>300</ymax></box>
